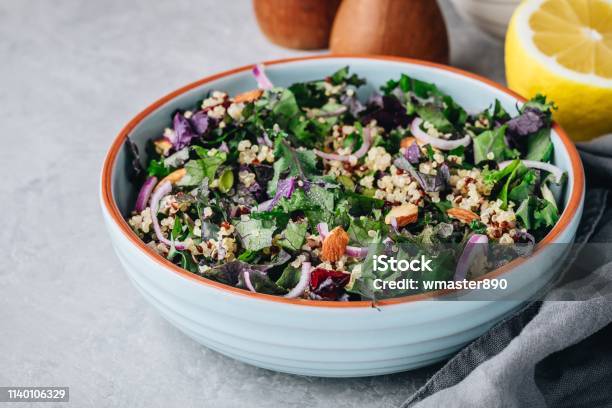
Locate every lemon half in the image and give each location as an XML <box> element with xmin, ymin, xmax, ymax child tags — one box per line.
<box><xmin>506</xmin><ymin>0</ymin><xmax>612</xmax><ymax>141</ymax></box>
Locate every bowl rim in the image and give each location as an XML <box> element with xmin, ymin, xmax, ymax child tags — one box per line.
<box><xmin>101</xmin><ymin>54</ymin><xmax>584</xmax><ymax>309</ymax></box>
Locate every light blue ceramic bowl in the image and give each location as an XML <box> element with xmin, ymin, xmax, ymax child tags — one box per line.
<box><xmin>100</xmin><ymin>55</ymin><xmax>585</xmax><ymax>377</ymax></box>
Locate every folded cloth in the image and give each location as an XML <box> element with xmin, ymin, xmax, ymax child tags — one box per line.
<box><xmin>402</xmin><ymin>135</ymin><xmax>612</xmax><ymax>408</ymax></box>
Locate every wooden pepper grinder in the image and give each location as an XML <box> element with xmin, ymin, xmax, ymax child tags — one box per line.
<box><xmin>330</xmin><ymin>0</ymin><xmax>449</xmax><ymax>64</ymax></box>
<box><xmin>253</xmin><ymin>0</ymin><xmax>342</xmax><ymax>50</ymax></box>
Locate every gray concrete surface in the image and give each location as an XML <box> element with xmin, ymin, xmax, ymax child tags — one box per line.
<box><xmin>0</xmin><ymin>1</ymin><xmax>504</xmax><ymax>406</ymax></box>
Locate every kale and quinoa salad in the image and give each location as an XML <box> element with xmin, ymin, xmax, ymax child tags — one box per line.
<box><xmin>125</xmin><ymin>65</ymin><xmax>566</xmax><ymax>302</ymax></box>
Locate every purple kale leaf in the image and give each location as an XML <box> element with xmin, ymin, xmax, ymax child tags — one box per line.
<box><xmin>202</xmin><ymin>261</ymin><xmax>287</xmax><ymax>295</ymax></box>
<box><xmin>190</xmin><ymin>110</ymin><xmax>213</xmax><ymax>135</ymax></box>
<box><xmin>394</xmin><ymin>157</ymin><xmax>449</xmax><ymax>192</ymax></box>
<box><xmin>411</xmin><ymin>168</ymin><xmax>448</xmax><ymax>193</ymax></box>
<box><xmin>258</xmin><ymin>177</ymin><xmax>297</xmax><ymax>212</ymax></box>
<box><xmin>506</xmin><ymin>107</ymin><xmax>546</xmax><ymax>137</ymax></box>
<box><xmin>125</xmin><ymin>137</ymin><xmax>144</xmax><ymax>181</ymax></box>
<box><xmin>171</xmin><ymin>112</ymin><xmax>197</xmax><ymax>150</ymax></box>
<box><xmin>404</xmin><ymin>141</ymin><xmax>421</xmax><ymax>164</ymax></box>
<box><xmin>360</xmin><ymin>94</ymin><xmax>411</xmax><ymax>132</ymax></box>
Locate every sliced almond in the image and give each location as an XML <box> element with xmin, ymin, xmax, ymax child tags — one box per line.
<box><xmin>153</xmin><ymin>138</ymin><xmax>172</xmax><ymax>156</ymax></box>
<box><xmin>321</xmin><ymin>226</ymin><xmax>349</xmax><ymax>262</ymax></box>
<box><xmin>447</xmin><ymin>207</ymin><xmax>480</xmax><ymax>223</ymax></box>
<box><xmin>384</xmin><ymin>203</ymin><xmax>419</xmax><ymax>227</ymax></box>
<box><xmin>155</xmin><ymin>168</ymin><xmax>186</xmax><ymax>191</ymax></box>
<box><xmin>233</xmin><ymin>89</ymin><xmax>263</xmax><ymax>104</ymax></box>
<box><xmin>400</xmin><ymin>136</ymin><xmax>416</xmax><ymax>149</ymax></box>
<box><xmin>401</xmin><ymin>136</ymin><xmax>425</xmax><ymax>148</ymax></box>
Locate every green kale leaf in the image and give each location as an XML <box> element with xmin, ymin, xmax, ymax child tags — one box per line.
<box><xmin>234</xmin><ymin>218</ymin><xmax>276</xmax><ymax>252</ymax></box>
<box><xmin>533</xmin><ymin>199</ymin><xmax>559</xmax><ymax>230</ymax></box>
<box><xmin>329</xmin><ymin>66</ymin><xmax>366</xmax><ymax>87</ymax></box>
<box><xmin>147</xmin><ymin>158</ymin><xmax>171</xmax><ymax>178</ymax></box>
<box><xmin>178</xmin><ymin>147</ymin><xmax>227</xmax><ymax>187</ymax></box>
<box><xmin>348</xmin><ymin>217</ymin><xmax>387</xmax><ymax>246</ymax></box>
<box><xmin>277</xmin><ymin>189</ymin><xmax>315</xmax><ymax>213</ymax></box>
<box><xmin>508</xmin><ymin>169</ymin><xmax>537</xmax><ymax>203</ymax></box>
<box><xmin>306</xmin><ymin>184</ymin><xmax>335</xmax><ymax>212</ymax></box>
<box><xmin>268</xmin><ymin>139</ymin><xmax>318</xmax><ymax>195</ymax></box>
<box><xmin>516</xmin><ymin>196</ymin><xmax>559</xmax><ymax>231</ymax></box>
<box><xmin>473</xmin><ymin>125</ymin><xmax>519</xmax><ymax>164</ymax></box>
<box><xmin>344</xmin><ymin>192</ymin><xmax>385</xmax><ymax>216</ymax></box>
<box><xmin>276</xmin><ymin>264</ymin><xmax>302</xmax><ymax>290</ymax></box>
<box><xmin>483</xmin><ymin>159</ymin><xmax>520</xmax><ymax>186</ymax></box>
<box><xmin>498</xmin><ymin>161</ymin><xmax>527</xmax><ymax>209</ymax></box>
<box><xmin>383</xmin><ymin>74</ymin><xmax>467</xmax><ymax>128</ymax></box>
<box><xmin>522</xmin><ymin>93</ymin><xmax>557</xmax><ymax>115</ymax></box>
<box><xmin>289</xmin><ymin>114</ymin><xmax>335</xmax><ymax>148</ymax></box>
<box><xmin>415</xmin><ymin>104</ymin><xmax>454</xmax><ymax>133</ymax></box>
<box><xmin>272</xmin><ymin>89</ymin><xmax>300</xmax><ymax>121</ymax></box>
<box><xmin>525</xmin><ymin>128</ymin><xmax>554</xmax><ymax>162</ymax></box>
<box><xmin>278</xmin><ymin>221</ymin><xmax>308</xmax><ymax>252</ymax></box>
<box><xmin>288</xmin><ymin>81</ymin><xmax>327</xmax><ymax>109</ymax></box>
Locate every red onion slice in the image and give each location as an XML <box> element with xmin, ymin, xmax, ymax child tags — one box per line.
<box><xmin>257</xmin><ymin>133</ymin><xmax>274</xmax><ymax>148</ymax></box>
<box><xmin>284</xmin><ymin>262</ymin><xmax>312</xmax><ymax>299</ymax></box>
<box><xmin>317</xmin><ymin>222</ymin><xmax>330</xmax><ymax>239</ymax></box>
<box><xmin>316</xmin><ymin>222</ymin><xmax>368</xmax><ymax>259</ymax></box>
<box><xmin>313</xmin><ymin>150</ymin><xmax>352</xmax><ymax>162</ymax></box>
<box><xmin>150</xmin><ymin>181</ymin><xmax>187</xmax><ymax>251</ymax></box>
<box><xmin>311</xmin><ymin>105</ymin><xmax>348</xmax><ymax>118</ymax></box>
<box><xmin>498</xmin><ymin>160</ymin><xmax>564</xmax><ymax>184</ymax></box>
<box><xmin>243</xmin><ymin>270</ymin><xmax>257</xmax><ymax>293</ymax></box>
<box><xmin>314</xmin><ymin>128</ymin><xmax>372</xmax><ymax>163</ymax></box>
<box><xmin>454</xmin><ymin>234</ymin><xmax>488</xmax><ymax>281</ymax></box>
<box><xmin>352</xmin><ymin>127</ymin><xmax>372</xmax><ymax>159</ymax></box>
<box><xmin>263</xmin><ymin>131</ymin><xmax>273</xmax><ymax>147</ymax></box>
<box><xmin>345</xmin><ymin>246</ymin><xmax>369</xmax><ymax>258</ymax></box>
<box><xmin>252</xmin><ymin>64</ymin><xmax>273</xmax><ymax>90</ymax></box>
<box><xmin>411</xmin><ymin>118</ymin><xmax>471</xmax><ymax>150</ymax></box>
<box><xmin>389</xmin><ymin>217</ymin><xmax>399</xmax><ymax>234</ymax></box>
<box><xmin>219</xmin><ymin>141</ymin><xmax>229</xmax><ymax>153</ymax></box>
<box><xmin>135</xmin><ymin>176</ymin><xmax>157</xmax><ymax>212</ymax></box>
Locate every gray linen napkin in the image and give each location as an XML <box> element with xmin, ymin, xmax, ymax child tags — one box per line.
<box><xmin>402</xmin><ymin>135</ymin><xmax>612</xmax><ymax>408</ymax></box>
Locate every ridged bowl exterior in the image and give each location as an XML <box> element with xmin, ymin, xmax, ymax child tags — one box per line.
<box><xmin>100</xmin><ymin>56</ymin><xmax>584</xmax><ymax>377</ymax></box>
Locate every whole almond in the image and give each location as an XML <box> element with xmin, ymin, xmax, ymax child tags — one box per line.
<box><xmin>385</xmin><ymin>203</ymin><xmax>419</xmax><ymax>227</ymax></box>
<box><xmin>233</xmin><ymin>89</ymin><xmax>264</xmax><ymax>103</ymax></box>
<box><xmin>153</xmin><ymin>138</ymin><xmax>172</xmax><ymax>155</ymax></box>
<box><xmin>447</xmin><ymin>208</ymin><xmax>480</xmax><ymax>223</ymax></box>
<box><xmin>321</xmin><ymin>226</ymin><xmax>349</xmax><ymax>262</ymax></box>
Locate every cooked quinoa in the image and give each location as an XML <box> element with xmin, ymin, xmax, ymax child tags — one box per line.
<box><xmin>125</xmin><ymin>65</ymin><xmax>565</xmax><ymax>301</ymax></box>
